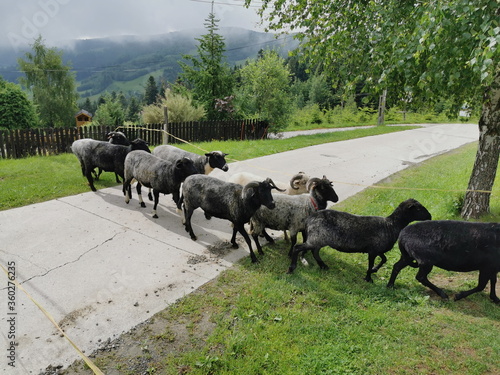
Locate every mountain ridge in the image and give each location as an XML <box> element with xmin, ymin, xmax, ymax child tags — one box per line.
<box><xmin>0</xmin><ymin>27</ymin><xmax>299</xmax><ymax>99</ymax></box>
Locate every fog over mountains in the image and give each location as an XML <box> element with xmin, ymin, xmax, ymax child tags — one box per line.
<box><xmin>0</xmin><ymin>28</ymin><xmax>299</xmax><ymax>99</ymax></box>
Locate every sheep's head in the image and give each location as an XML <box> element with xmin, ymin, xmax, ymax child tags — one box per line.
<box><xmin>206</xmin><ymin>151</ymin><xmax>229</xmax><ymax>172</ymax></box>
<box><xmin>307</xmin><ymin>176</ymin><xmax>339</xmax><ymax>203</ymax></box>
<box><xmin>398</xmin><ymin>199</ymin><xmax>432</xmax><ymax>223</ymax></box>
<box><xmin>107</xmin><ymin>131</ymin><xmax>131</xmax><ymax>146</ymax></box>
<box><xmin>290</xmin><ymin>171</ymin><xmax>309</xmax><ymax>193</ymax></box>
<box><xmin>130</xmin><ymin>138</ymin><xmax>151</xmax><ymax>153</ymax></box>
<box><xmin>242</xmin><ymin>178</ymin><xmax>284</xmax><ymax>209</ymax></box>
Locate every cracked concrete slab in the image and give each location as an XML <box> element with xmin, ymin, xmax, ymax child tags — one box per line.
<box><xmin>0</xmin><ymin>123</ymin><xmax>478</xmax><ymax>374</ymax></box>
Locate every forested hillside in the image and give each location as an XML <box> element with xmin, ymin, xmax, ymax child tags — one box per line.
<box><xmin>0</xmin><ymin>28</ymin><xmax>298</xmax><ymax>99</ymax></box>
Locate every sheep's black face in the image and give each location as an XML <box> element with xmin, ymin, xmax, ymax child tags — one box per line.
<box><xmin>207</xmin><ymin>151</ymin><xmax>229</xmax><ymax>172</ymax></box>
<box><xmin>258</xmin><ymin>182</ymin><xmax>276</xmax><ymax>210</ymax></box>
<box><xmin>319</xmin><ymin>180</ymin><xmax>339</xmax><ymax>203</ymax></box>
<box><xmin>406</xmin><ymin>199</ymin><xmax>432</xmax><ymax>221</ymax></box>
<box><xmin>176</xmin><ymin>157</ymin><xmax>199</xmax><ymax>180</ymax></box>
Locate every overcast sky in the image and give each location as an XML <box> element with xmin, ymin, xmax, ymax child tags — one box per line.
<box><xmin>0</xmin><ymin>0</ymin><xmax>266</xmax><ymax>51</ymax></box>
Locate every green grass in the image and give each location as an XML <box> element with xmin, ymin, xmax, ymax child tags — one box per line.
<box><xmin>64</xmin><ymin>142</ymin><xmax>500</xmax><ymax>375</ymax></box>
<box><xmin>0</xmin><ymin>125</ymin><xmax>414</xmax><ymax>211</ymax></box>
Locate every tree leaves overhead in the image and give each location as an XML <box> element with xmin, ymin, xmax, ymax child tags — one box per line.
<box><xmin>246</xmin><ymin>0</ymin><xmax>499</xmax><ymax>111</ymax></box>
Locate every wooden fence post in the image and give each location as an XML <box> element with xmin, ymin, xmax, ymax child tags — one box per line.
<box><xmin>163</xmin><ymin>106</ymin><xmax>169</xmax><ymax>145</ymax></box>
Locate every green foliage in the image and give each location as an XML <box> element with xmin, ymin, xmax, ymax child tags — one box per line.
<box><xmin>17</xmin><ymin>36</ymin><xmax>78</xmax><ymax>127</ymax></box>
<box><xmin>247</xmin><ymin>0</ymin><xmax>500</xmax><ymax>112</ymax></box>
<box><xmin>92</xmin><ymin>94</ymin><xmax>125</xmax><ymax>126</ymax></box>
<box><xmin>142</xmin><ymin>88</ymin><xmax>206</xmax><ymax>124</ymax></box>
<box><xmin>179</xmin><ymin>12</ymin><xmax>234</xmax><ymax>120</ymax></box>
<box><xmin>0</xmin><ymin>78</ymin><xmax>38</xmax><ymax>129</ymax></box>
<box><xmin>144</xmin><ymin>75</ymin><xmax>159</xmax><ymax>105</ymax></box>
<box><xmin>236</xmin><ymin>50</ymin><xmax>293</xmax><ymax>132</ymax></box>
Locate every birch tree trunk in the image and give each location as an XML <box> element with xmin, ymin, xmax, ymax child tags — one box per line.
<box><xmin>461</xmin><ymin>69</ymin><xmax>500</xmax><ymax>219</ymax></box>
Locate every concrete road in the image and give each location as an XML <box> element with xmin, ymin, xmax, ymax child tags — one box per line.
<box><xmin>0</xmin><ymin>123</ymin><xmax>478</xmax><ymax>374</ymax></box>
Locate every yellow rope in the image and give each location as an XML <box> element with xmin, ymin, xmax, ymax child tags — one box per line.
<box><xmin>0</xmin><ymin>264</ymin><xmax>104</xmax><ymax>375</ymax></box>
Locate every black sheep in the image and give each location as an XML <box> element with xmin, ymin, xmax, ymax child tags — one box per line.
<box><xmin>288</xmin><ymin>199</ymin><xmax>432</xmax><ymax>281</ymax></box>
<box><xmin>388</xmin><ymin>220</ymin><xmax>500</xmax><ymax>303</ymax></box>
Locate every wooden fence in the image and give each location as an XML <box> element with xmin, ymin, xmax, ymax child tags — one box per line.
<box><xmin>0</xmin><ymin>119</ymin><xmax>268</xmax><ymax>159</ymax></box>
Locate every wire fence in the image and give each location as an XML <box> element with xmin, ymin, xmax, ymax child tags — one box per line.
<box><xmin>0</xmin><ymin>119</ymin><xmax>268</xmax><ymax>159</ymax></box>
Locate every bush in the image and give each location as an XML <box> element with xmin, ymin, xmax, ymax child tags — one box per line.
<box><xmin>142</xmin><ymin>89</ymin><xmax>205</xmax><ymax>124</ymax></box>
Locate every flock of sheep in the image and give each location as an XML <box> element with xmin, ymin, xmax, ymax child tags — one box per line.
<box><xmin>71</xmin><ymin>132</ymin><xmax>499</xmax><ymax>304</ymax></box>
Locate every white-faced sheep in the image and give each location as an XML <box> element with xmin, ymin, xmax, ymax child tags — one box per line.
<box><xmin>179</xmin><ymin>175</ymin><xmax>283</xmax><ymax>263</ymax></box>
<box><xmin>123</xmin><ymin>150</ymin><xmax>198</xmax><ymax>218</ymax></box>
<box><xmin>288</xmin><ymin>199</ymin><xmax>432</xmax><ymax>282</ymax></box>
<box><xmin>71</xmin><ymin>138</ymin><xmax>150</xmax><ymax>191</ymax></box>
<box><xmin>228</xmin><ymin>171</ymin><xmax>310</xmax><ymax>195</ymax></box>
<box><xmin>387</xmin><ymin>220</ymin><xmax>500</xmax><ymax>304</ymax></box>
<box><xmin>250</xmin><ymin>176</ymin><xmax>339</xmax><ymax>258</ymax></box>
<box><xmin>153</xmin><ymin>145</ymin><xmax>229</xmax><ymax>174</ymax></box>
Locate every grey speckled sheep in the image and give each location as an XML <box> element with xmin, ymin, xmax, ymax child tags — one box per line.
<box><xmin>123</xmin><ymin>150</ymin><xmax>198</xmax><ymax>218</ymax></box>
<box><xmin>288</xmin><ymin>199</ymin><xmax>432</xmax><ymax>281</ymax></box>
<box><xmin>179</xmin><ymin>175</ymin><xmax>282</xmax><ymax>263</ymax></box>
<box><xmin>388</xmin><ymin>220</ymin><xmax>500</xmax><ymax>303</ymax></box>
<box><xmin>250</xmin><ymin>176</ymin><xmax>339</xmax><ymax>257</ymax></box>
<box><xmin>71</xmin><ymin>138</ymin><xmax>150</xmax><ymax>191</ymax></box>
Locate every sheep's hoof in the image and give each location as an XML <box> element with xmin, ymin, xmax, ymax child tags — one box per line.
<box><xmin>140</xmin><ymin>202</ymin><xmax>146</xmax><ymax>208</ymax></box>
<box><xmin>364</xmin><ymin>276</ymin><xmax>374</xmax><ymax>283</ymax></box>
<box><xmin>231</xmin><ymin>243</ymin><xmax>239</xmax><ymax>249</ymax></box>
<box><xmin>153</xmin><ymin>214</ymin><xmax>159</xmax><ymax>219</ymax></box>
<box><xmin>286</xmin><ymin>267</ymin><xmax>295</xmax><ymax>274</ymax></box>
<box><xmin>190</xmin><ymin>235</ymin><xmax>197</xmax><ymax>241</ymax></box>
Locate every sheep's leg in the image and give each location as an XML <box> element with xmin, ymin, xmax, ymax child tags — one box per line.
<box><xmin>172</xmin><ymin>189</ymin><xmax>180</xmax><ymax>207</ymax></box>
<box><xmin>262</xmin><ymin>229</ymin><xmax>275</xmax><ymax>244</ymax></box>
<box><xmin>85</xmin><ymin>168</ymin><xmax>97</xmax><ymax>192</ymax></box>
<box><xmin>287</xmin><ymin>232</ymin><xmax>308</xmax><ymax>266</ymax></box>
<box><xmin>230</xmin><ymin>227</ymin><xmax>239</xmax><ymax>249</ymax></box>
<box><xmin>184</xmin><ymin>207</ymin><xmax>197</xmax><ymax>241</ymax></box>
<box><xmin>251</xmin><ymin>234</ymin><xmax>265</xmax><ymax>255</ymax></box>
<box><xmin>415</xmin><ymin>264</ymin><xmax>449</xmax><ymax>300</ymax></box>
<box><xmin>114</xmin><ymin>173</ymin><xmax>121</xmax><ymax>183</ymax></box>
<box><xmin>236</xmin><ymin>225</ymin><xmax>258</xmax><ymax>263</ymax></box>
<box><xmin>123</xmin><ymin>178</ymin><xmax>133</xmax><ymax>203</ymax></box>
<box><xmin>148</xmin><ymin>188</ymin><xmax>153</xmax><ymax>201</ymax></box>
<box><xmin>364</xmin><ymin>253</ymin><xmax>379</xmax><ymax>282</ymax></box>
<box><xmin>311</xmin><ymin>247</ymin><xmax>328</xmax><ymax>270</ymax></box>
<box><xmin>152</xmin><ymin>190</ymin><xmax>160</xmax><ymax>218</ymax></box>
<box><xmin>371</xmin><ymin>253</ymin><xmax>387</xmax><ymax>273</ymax></box>
<box><xmin>488</xmin><ymin>274</ymin><xmax>499</xmax><ymax>304</ymax></box>
<box><xmin>136</xmin><ymin>183</ymin><xmax>146</xmax><ymax>208</ymax></box>
<box><xmin>288</xmin><ymin>243</ymin><xmax>317</xmax><ymax>273</ymax></box>
<box><xmin>454</xmin><ymin>270</ymin><xmax>497</xmax><ymax>302</ymax></box>
<box><xmin>387</xmin><ymin>256</ymin><xmax>412</xmax><ymax>288</ymax></box>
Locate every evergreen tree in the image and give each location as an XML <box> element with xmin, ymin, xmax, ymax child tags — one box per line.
<box><xmin>126</xmin><ymin>96</ymin><xmax>142</xmax><ymax>123</ymax></box>
<box><xmin>18</xmin><ymin>36</ymin><xmax>78</xmax><ymax>127</ymax></box>
<box><xmin>179</xmin><ymin>9</ymin><xmax>234</xmax><ymax>120</ymax></box>
<box><xmin>144</xmin><ymin>76</ymin><xmax>158</xmax><ymax>105</ymax></box>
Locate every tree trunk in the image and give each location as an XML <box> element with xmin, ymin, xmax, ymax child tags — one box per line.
<box><xmin>461</xmin><ymin>70</ymin><xmax>500</xmax><ymax>219</ymax></box>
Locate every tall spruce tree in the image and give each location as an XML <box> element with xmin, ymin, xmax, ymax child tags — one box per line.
<box><xmin>18</xmin><ymin>36</ymin><xmax>78</xmax><ymax>127</ymax></box>
<box><xmin>179</xmin><ymin>6</ymin><xmax>234</xmax><ymax>120</ymax></box>
<box><xmin>144</xmin><ymin>76</ymin><xmax>159</xmax><ymax>105</ymax></box>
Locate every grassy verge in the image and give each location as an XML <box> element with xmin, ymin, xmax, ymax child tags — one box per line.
<box><xmin>64</xmin><ymin>142</ymin><xmax>499</xmax><ymax>375</ymax></box>
<box><xmin>0</xmin><ymin>125</ymin><xmax>414</xmax><ymax>211</ymax></box>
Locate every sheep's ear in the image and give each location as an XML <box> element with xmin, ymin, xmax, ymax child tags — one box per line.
<box><xmin>205</xmin><ymin>153</ymin><xmax>211</xmax><ymax>157</ymax></box>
